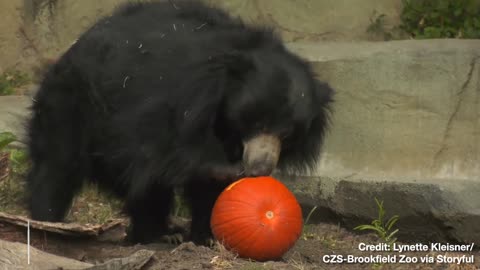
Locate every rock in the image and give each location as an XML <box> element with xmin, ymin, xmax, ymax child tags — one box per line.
<box><xmin>0</xmin><ymin>239</ymin><xmax>93</xmax><ymax>269</ymax></box>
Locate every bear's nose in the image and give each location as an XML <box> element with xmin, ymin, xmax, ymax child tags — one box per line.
<box><xmin>242</xmin><ymin>134</ymin><xmax>281</xmax><ymax>177</ymax></box>
<box><xmin>246</xmin><ymin>162</ymin><xmax>274</xmax><ymax>177</ymax></box>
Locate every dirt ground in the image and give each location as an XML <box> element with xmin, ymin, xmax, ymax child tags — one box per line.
<box><xmin>1</xmin><ymin>213</ymin><xmax>479</xmax><ymax>270</ymax></box>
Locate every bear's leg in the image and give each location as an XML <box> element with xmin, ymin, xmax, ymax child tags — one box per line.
<box><xmin>125</xmin><ymin>185</ymin><xmax>175</xmax><ymax>244</ymax></box>
<box><xmin>27</xmin><ymin>91</ymin><xmax>90</xmax><ymax>221</ymax></box>
<box><xmin>28</xmin><ymin>160</ymin><xmax>85</xmax><ymax>221</ymax></box>
<box><xmin>185</xmin><ymin>179</ymin><xmax>228</xmax><ymax>245</ymax></box>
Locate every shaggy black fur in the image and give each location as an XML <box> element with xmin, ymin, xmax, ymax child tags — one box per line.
<box><xmin>26</xmin><ymin>0</ymin><xmax>333</xmax><ymax>244</ymax></box>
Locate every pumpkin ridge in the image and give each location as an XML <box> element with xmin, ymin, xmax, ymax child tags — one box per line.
<box><xmin>227</xmin><ymin>220</ymin><xmax>266</xmax><ymax>256</ymax></box>
<box><xmin>271</xmin><ymin>189</ymin><xmax>296</xmax><ymax>208</ymax></box>
<box><xmin>211</xmin><ymin>215</ymin><xmax>257</xmax><ymax>229</ymax></box>
<box><xmin>275</xmin><ymin>201</ymin><xmax>301</xmax><ymax>215</ymax></box>
<box><xmin>246</xmin><ymin>224</ymin><xmax>285</xmax><ymax>261</ymax></box>
<box><xmin>219</xmin><ymin>221</ymin><xmax>261</xmax><ymax>250</ymax></box>
<box><xmin>227</xmin><ymin>187</ymin><xmax>265</xmax><ymax>201</ymax></box>
<box><xmin>215</xmin><ymin>198</ymin><xmax>257</xmax><ymax>207</ymax></box>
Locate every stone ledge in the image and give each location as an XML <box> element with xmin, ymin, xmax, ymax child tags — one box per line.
<box><xmin>277</xmin><ymin>174</ymin><xmax>480</xmax><ymax>244</ymax></box>
<box><xmin>288</xmin><ymin>39</ymin><xmax>480</xmax><ymax>62</ymax></box>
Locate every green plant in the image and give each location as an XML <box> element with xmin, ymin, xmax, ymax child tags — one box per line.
<box><xmin>354</xmin><ymin>198</ymin><xmax>399</xmax><ymax>246</ymax></box>
<box><xmin>67</xmin><ymin>183</ymin><xmax>123</xmax><ymax>224</ymax></box>
<box><xmin>173</xmin><ymin>191</ymin><xmax>191</xmax><ymax>218</ymax></box>
<box><xmin>0</xmin><ymin>70</ymin><xmax>30</xmax><ymax>95</ymax></box>
<box><xmin>0</xmin><ymin>132</ymin><xmax>17</xmax><ymax>151</ymax></box>
<box><xmin>0</xmin><ymin>132</ymin><xmax>29</xmax><ymax>175</ymax></box>
<box><xmin>9</xmin><ymin>148</ymin><xmax>30</xmax><ymax>175</ymax></box>
<box><xmin>0</xmin><ymin>172</ymin><xmax>28</xmax><ymax>214</ymax></box>
<box><xmin>0</xmin><ymin>132</ymin><xmax>28</xmax><ymax>214</ymax></box>
<box><xmin>301</xmin><ymin>205</ymin><xmax>318</xmax><ymax>240</ymax></box>
<box><xmin>401</xmin><ymin>0</ymin><xmax>480</xmax><ymax>39</ymax></box>
<box><xmin>367</xmin><ymin>11</ymin><xmax>393</xmax><ymax>41</ymax></box>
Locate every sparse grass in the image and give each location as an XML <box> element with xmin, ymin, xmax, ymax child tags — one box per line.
<box><xmin>210</xmin><ymin>241</ymin><xmax>238</xmax><ymax>269</ymax></box>
<box><xmin>238</xmin><ymin>263</ymin><xmax>271</xmax><ymax>270</ymax></box>
<box><xmin>0</xmin><ymin>173</ymin><xmax>28</xmax><ymax>215</ymax></box>
<box><xmin>288</xmin><ymin>252</ymin><xmax>310</xmax><ymax>270</ymax></box>
<box><xmin>212</xmin><ymin>241</ymin><xmax>236</xmax><ymax>258</ymax></box>
<box><xmin>300</xmin><ymin>206</ymin><xmax>339</xmax><ymax>250</ymax></box>
<box><xmin>0</xmin><ymin>70</ymin><xmax>30</xmax><ymax>95</ymax></box>
<box><xmin>319</xmin><ymin>234</ymin><xmax>338</xmax><ymax>249</ymax></box>
<box><xmin>0</xmin><ymin>132</ymin><xmax>28</xmax><ymax>214</ymax></box>
<box><xmin>173</xmin><ymin>190</ymin><xmax>191</xmax><ymax>218</ymax></box>
<box><xmin>0</xmin><ymin>132</ymin><xmax>29</xmax><ymax>181</ymax></box>
<box><xmin>67</xmin><ymin>183</ymin><xmax>124</xmax><ymax>224</ymax></box>
<box><xmin>301</xmin><ymin>205</ymin><xmax>318</xmax><ymax>240</ymax></box>
<box><xmin>354</xmin><ymin>197</ymin><xmax>399</xmax><ymax>246</ymax></box>
<box><xmin>210</xmin><ymin>255</ymin><xmax>235</xmax><ymax>269</ymax></box>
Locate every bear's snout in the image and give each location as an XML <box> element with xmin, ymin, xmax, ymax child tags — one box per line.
<box><xmin>242</xmin><ymin>134</ymin><xmax>281</xmax><ymax>177</ymax></box>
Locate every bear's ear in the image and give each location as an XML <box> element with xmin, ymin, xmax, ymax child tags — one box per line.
<box><xmin>313</xmin><ymin>80</ymin><xmax>334</xmax><ymax>113</ymax></box>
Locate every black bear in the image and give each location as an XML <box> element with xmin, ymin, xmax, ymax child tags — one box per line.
<box><xmin>26</xmin><ymin>0</ymin><xmax>333</xmax><ymax>244</ymax></box>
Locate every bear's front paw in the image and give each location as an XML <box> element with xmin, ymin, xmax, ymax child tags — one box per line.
<box><xmin>189</xmin><ymin>231</ymin><xmax>216</xmax><ymax>247</ymax></box>
<box><xmin>209</xmin><ymin>162</ymin><xmax>245</xmax><ymax>182</ymax></box>
<box><xmin>160</xmin><ymin>233</ymin><xmax>184</xmax><ymax>245</ymax></box>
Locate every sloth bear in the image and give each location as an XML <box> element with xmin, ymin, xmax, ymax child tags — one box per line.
<box><xmin>26</xmin><ymin>0</ymin><xmax>333</xmax><ymax>244</ymax></box>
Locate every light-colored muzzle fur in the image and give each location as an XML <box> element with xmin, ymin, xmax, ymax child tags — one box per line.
<box><xmin>242</xmin><ymin>134</ymin><xmax>281</xmax><ymax>177</ymax></box>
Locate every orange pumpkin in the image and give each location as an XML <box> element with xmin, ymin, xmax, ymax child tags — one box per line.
<box><xmin>210</xmin><ymin>176</ymin><xmax>303</xmax><ymax>261</ymax></box>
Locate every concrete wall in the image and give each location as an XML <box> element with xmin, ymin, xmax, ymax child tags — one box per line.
<box><xmin>0</xmin><ymin>0</ymin><xmax>402</xmax><ymax>73</ymax></box>
<box><xmin>290</xmin><ymin>40</ymin><xmax>480</xmax><ymax>181</ymax></box>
